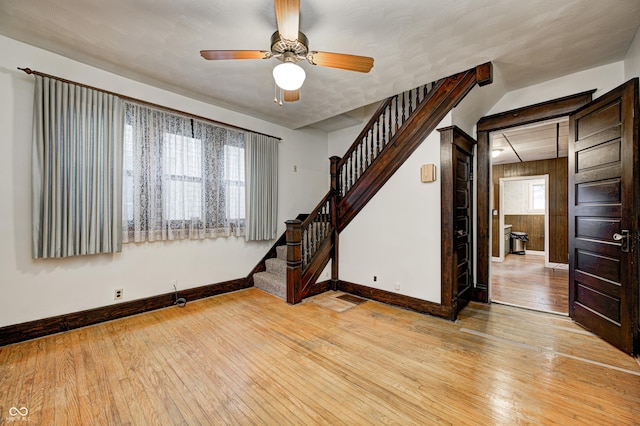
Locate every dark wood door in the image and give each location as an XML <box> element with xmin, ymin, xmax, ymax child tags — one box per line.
<box><xmin>454</xmin><ymin>146</ymin><xmax>474</xmax><ymax>310</ymax></box>
<box><xmin>440</xmin><ymin>126</ymin><xmax>475</xmax><ymax>318</ymax></box>
<box><xmin>568</xmin><ymin>79</ymin><xmax>639</xmax><ymax>354</ymax></box>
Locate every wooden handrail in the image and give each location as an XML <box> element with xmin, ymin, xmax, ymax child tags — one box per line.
<box><xmin>335</xmin><ymin>80</ymin><xmax>442</xmax><ymax>198</ymax></box>
<box><xmin>337</xmin><ymin>64</ymin><xmax>491</xmax><ymax>232</ymax></box>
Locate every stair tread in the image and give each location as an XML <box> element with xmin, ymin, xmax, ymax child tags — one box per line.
<box><xmin>276</xmin><ymin>245</ymin><xmax>287</xmax><ymax>260</ymax></box>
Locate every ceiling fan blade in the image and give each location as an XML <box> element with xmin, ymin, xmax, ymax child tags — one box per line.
<box><xmin>274</xmin><ymin>0</ymin><xmax>300</xmax><ymax>41</ymax></box>
<box><xmin>200</xmin><ymin>50</ymin><xmax>272</xmax><ymax>60</ymax></box>
<box><xmin>307</xmin><ymin>51</ymin><xmax>374</xmax><ymax>73</ymax></box>
<box><xmin>283</xmin><ymin>89</ymin><xmax>300</xmax><ymax>102</ymax></box>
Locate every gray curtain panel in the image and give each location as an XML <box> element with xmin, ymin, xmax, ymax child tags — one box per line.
<box><xmin>32</xmin><ymin>76</ymin><xmax>124</xmax><ymax>258</ymax></box>
<box><xmin>245</xmin><ymin>133</ymin><xmax>279</xmax><ymax>241</ymax></box>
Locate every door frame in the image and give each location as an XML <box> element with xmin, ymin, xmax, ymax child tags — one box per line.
<box><xmin>475</xmin><ymin>90</ymin><xmax>595</xmax><ymax>302</ymax></box>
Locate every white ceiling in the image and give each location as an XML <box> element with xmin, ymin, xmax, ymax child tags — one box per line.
<box><xmin>1</xmin><ymin>0</ymin><xmax>639</xmax><ymax>130</ymax></box>
<box><xmin>491</xmin><ymin>117</ymin><xmax>569</xmax><ymax>165</ymax></box>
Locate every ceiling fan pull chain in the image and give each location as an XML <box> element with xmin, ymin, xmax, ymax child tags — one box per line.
<box><xmin>279</xmin><ymin>88</ymin><xmax>283</xmax><ymax>106</ymax></box>
<box><xmin>274</xmin><ymin>82</ymin><xmax>278</xmax><ymax>104</ymax></box>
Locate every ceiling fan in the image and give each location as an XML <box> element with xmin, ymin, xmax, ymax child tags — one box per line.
<box><xmin>200</xmin><ymin>0</ymin><xmax>374</xmax><ymax>103</ymax></box>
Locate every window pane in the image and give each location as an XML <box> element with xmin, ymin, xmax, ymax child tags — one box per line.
<box><xmin>227</xmin><ymin>184</ymin><xmax>245</xmax><ymax>220</ymax></box>
<box><xmin>167</xmin><ymin>180</ymin><xmax>202</xmax><ymax>220</ymax></box>
<box><xmin>532</xmin><ymin>184</ymin><xmax>545</xmax><ymax>210</ymax></box>
<box><xmin>224</xmin><ymin>145</ymin><xmax>244</xmax><ymax>181</ymax></box>
<box><xmin>164</xmin><ymin>133</ymin><xmax>202</xmax><ymax>178</ymax></box>
<box><xmin>225</xmin><ymin>145</ymin><xmax>245</xmax><ymax>220</ymax></box>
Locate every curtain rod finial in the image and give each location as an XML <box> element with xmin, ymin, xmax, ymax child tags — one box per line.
<box><xmin>18</xmin><ymin>67</ymin><xmax>33</xmax><ymax>74</ymax></box>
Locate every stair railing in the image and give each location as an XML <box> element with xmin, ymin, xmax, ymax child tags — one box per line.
<box><xmin>336</xmin><ymin>80</ymin><xmax>441</xmax><ymax>197</ymax></box>
<box><xmin>285</xmin><ymin>191</ymin><xmax>334</xmax><ymax>303</ymax></box>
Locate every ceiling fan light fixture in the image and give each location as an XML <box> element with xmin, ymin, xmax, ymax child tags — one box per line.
<box><xmin>492</xmin><ymin>149</ymin><xmax>503</xmax><ymax>158</ymax></box>
<box><xmin>273</xmin><ymin>62</ymin><xmax>306</xmax><ymax>91</ymax></box>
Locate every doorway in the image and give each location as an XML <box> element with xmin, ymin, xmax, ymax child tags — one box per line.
<box><xmin>487</xmin><ymin>117</ymin><xmax>570</xmax><ymax>315</ymax></box>
<box><xmin>475</xmin><ymin>90</ymin><xmax>595</xmax><ymax>305</ymax></box>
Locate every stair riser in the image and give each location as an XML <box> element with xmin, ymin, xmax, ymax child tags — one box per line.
<box><xmin>265</xmin><ymin>258</ymin><xmax>287</xmax><ymax>276</ymax></box>
<box><xmin>253</xmin><ymin>272</ymin><xmax>286</xmax><ymax>300</ymax></box>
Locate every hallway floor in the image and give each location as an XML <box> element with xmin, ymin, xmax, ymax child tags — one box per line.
<box><xmin>491</xmin><ymin>253</ymin><xmax>568</xmax><ymax>314</ymax></box>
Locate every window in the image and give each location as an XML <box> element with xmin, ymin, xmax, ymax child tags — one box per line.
<box><xmin>528</xmin><ymin>182</ymin><xmax>545</xmax><ymax>213</ymax></box>
<box><xmin>224</xmin><ymin>144</ymin><xmax>245</xmax><ymax>221</ymax></box>
<box><xmin>123</xmin><ymin>102</ymin><xmax>245</xmax><ymax>242</ymax></box>
<box><xmin>163</xmin><ymin>133</ymin><xmax>203</xmax><ymax>221</ymax></box>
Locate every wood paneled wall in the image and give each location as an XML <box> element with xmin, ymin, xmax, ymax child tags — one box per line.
<box><xmin>491</xmin><ymin>158</ymin><xmax>568</xmax><ymax>263</ymax></box>
<box><xmin>504</xmin><ymin>214</ymin><xmax>545</xmax><ymax>251</ymax></box>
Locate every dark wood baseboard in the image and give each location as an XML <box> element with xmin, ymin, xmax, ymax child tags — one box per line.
<box><xmin>0</xmin><ymin>278</ymin><xmax>249</xmax><ymax>347</ymax></box>
<box><xmin>303</xmin><ymin>280</ymin><xmax>333</xmax><ymax>300</ymax></box>
<box><xmin>337</xmin><ymin>280</ymin><xmax>453</xmax><ymax>319</ymax></box>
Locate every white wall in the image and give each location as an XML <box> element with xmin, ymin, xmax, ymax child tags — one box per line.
<box><xmin>0</xmin><ymin>35</ymin><xmax>329</xmax><ymax>327</ymax></box>
<box><xmin>624</xmin><ymin>26</ymin><xmax>640</xmax><ymax>80</ymax></box>
<box><xmin>488</xmin><ymin>62</ymin><xmax>625</xmax><ymax>115</ymax></box>
<box><xmin>328</xmin><ymin>114</ymin><xmax>451</xmax><ymax>303</ymax></box>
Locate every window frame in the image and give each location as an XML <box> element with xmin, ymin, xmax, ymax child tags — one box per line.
<box><xmin>528</xmin><ymin>181</ymin><xmax>545</xmax><ymax>213</ymax></box>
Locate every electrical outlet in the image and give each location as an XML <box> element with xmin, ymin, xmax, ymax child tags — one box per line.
<box><xmin>373</xmin><ymin>276</ymin><xmax>377</xmax><ymax>282</ymax></box>
<box><xmin>394</xmin><ymin>282</ymin><xmax>401</xmax><ymax>290</ymax></box>
<box><xmin>114</xmin><ymin>288</ymin><xmax>123</xmax><ymax>300</ymax></box>
<box><xmin>293</xmin><ymin>165</ymin><xmax>298</xmax><ymax>172</ymax></box>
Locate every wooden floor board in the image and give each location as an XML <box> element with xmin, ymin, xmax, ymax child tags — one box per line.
<box><xmin>1</xmin><ymin>288</ymin><xmax>639</xmax><ymax>425</ymax></box>
<box><xmin>491</xmin><ymin>254</ymin><xmax>568</xmax><ymax>314</ymax></box>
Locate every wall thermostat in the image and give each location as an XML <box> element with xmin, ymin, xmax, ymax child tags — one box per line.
<box><xmin>421</xmin><ymin>164</ymin><xmax>436</xmax><ymax>182</ymax></box>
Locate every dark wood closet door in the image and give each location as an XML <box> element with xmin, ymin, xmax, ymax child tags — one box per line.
<box><xmin>453</xmin><ymin>146</ymin><xmax>473</xmax><ymax>310</ymax></box>
<box><xmin>440</xmin><ymin>126</ymin><xmax>475</xmax><ymax>318</ymax></box>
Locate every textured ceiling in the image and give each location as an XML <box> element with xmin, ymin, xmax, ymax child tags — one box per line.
<box><xmin>1</xmin><ymin>0</ymin><xmax>639</xmax><ymax>130</ymax></box>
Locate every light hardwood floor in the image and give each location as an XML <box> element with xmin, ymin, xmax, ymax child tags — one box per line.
<box><xmin>1</xmin><ymin>288</ymin><xmax>639</xmax><ymax>425</ymax></box>
<box><xmin>491</xmin><ymin>254</ymin><xmax>569</xmax><ymax>314</ymax></box>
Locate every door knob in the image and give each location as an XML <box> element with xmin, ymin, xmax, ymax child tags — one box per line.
<box><xmin>613</xmin><ymin>230</ymin><xmax>630</xmax><ymax>252</ymax></box>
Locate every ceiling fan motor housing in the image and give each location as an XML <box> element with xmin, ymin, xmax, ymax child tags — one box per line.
<box><xmin>270</xmin><ymin>31</ymin><xmax>309</xmax><ymax>62</ymax></box>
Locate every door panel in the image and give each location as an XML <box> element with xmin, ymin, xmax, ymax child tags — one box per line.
<box><xmin>439</xmin><ymin>126</ymin><xmax>476</xmax><ymax>318</ymax></box>
<box><xmin>454</xmin><ymin>146</ymin><xmax>473</xmax><ymax>310</ymax></box>
<box><xmin>568</xmin><ymin>79</ymin><xmax>639</xmax><ymax>354</ymax></box>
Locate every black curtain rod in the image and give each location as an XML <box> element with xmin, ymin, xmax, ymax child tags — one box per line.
<box><xmin>18</xmin><ymin>67</ymin><xmax>282</xmax><ymax>141</ymax></box>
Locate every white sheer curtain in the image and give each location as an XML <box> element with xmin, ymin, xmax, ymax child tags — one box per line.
<box><xmin>32</xmin><ymin>75</ymin><xmax>123</xmax><ymax>258</ymax></box>
<box><xmin>123</xmin><ymin>102</ymin><xmax>245</xmax><ymax>242</ymax></box>
<box><xmin>245</xmin><ymin>133</ymin><xmax>278</xmax><ymax>241</ymax></box>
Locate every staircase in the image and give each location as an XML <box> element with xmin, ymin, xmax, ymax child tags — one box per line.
<box><xmin>253</xmin><ymin>245</ymin><xmax>287</xmax><ymax>299</ymax></box>
<box><xmin>249</xmin><ymin>63</ymin><xmax>493</xmax><ymax>303</ymax></box>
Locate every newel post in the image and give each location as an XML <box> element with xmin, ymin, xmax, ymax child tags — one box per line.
<box><xmin>329</xmin><ymin>156</ymin><xmax>341</xmax><ymax>289</ymax></box>
<box><xmin>285</xmin><ymin>219</ymin><xmax>303</xmax><ymax>304</ymax></box>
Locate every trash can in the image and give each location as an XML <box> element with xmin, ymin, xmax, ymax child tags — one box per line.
<box><xmin>510</xmin><ymin>232</ymin><xmax>529</xmax><ymax>255</ymax></box>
